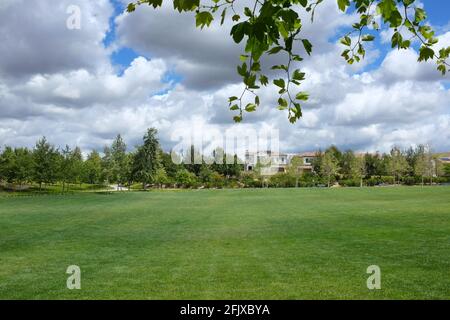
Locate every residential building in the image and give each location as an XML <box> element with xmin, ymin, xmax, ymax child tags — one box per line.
<box><xmin>439</xmin><ymin>157</ymin><xmax>450</xmax><ymax>164</ymax></box>
<box><xmin>245</xmin><ymin>151</ymin><xmax>317</xmax><ymax>176</ymax></box>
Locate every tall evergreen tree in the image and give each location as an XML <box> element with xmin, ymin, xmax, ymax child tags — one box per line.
<box><xmin>161</xmin><ymin>151</ymin><xmax>180</xmax><ymax>179</ymax></box>
<box><xmin>132</xmin><ymin>128</ymin><xmax>161</xmax><ymax>189</ymax></box>
<box><xmin>111</xmin><ymin>134</ymin><xmax>128</xmax><ymax>188</ymax></box>
<box><xmin>101</xmin><ymin>146</ymin><xmax>113</xmax><ymax>184</ymax></box>
<box><xmin>71</xmin><ymin>147</ymin><xmax>84</xmax><ymax>187</ymax></box>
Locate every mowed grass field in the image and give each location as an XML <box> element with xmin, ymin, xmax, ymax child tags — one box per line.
<box><xmin>0</xmin><ymin>187</ymin><xmax>449</xmax><ymax>300</ymax></box>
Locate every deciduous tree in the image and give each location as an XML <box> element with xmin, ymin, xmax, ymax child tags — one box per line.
<box><xmin>321</xmin><ymin>151</ymin><xmax>340</xmax><ymax>187</ymax></box>
<box><xmin>388</xmin><ymin>146</ymin><xmax>409</xmax><ymax>185</ymax></box>
<box><xmin>32</xmin><ymin>137</ymin><xmax>60</xmax><ymax>191</ymax></box>
<box><xmin>84</xmin><ymin>150</ymin><xmax>102</xmax><ymax>185</ymax></box>
<box><xmin>350</xmin><ymin>154</ymin><xmax>366</xmax><ymax>187</ymax></box>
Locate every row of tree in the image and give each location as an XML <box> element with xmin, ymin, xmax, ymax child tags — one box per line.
<box><xmin>305</xmin><ymin>145</ymin><xmax>447</xmax><ymax>187</ymax></box>
<box><xmin>1</xmin><ymin>130</ymin><xmax>449</xmax><ymax>191</ymax></box>
<box><xmin>0</xmin><ymin>128</ymin><xmax>244</xmax><ymax>191</ymax></box>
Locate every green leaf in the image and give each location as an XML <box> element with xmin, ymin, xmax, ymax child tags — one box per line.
<box><xmin>195</xmin><ymin>11</ymin><xmax>214</xmax><ymax>29</ymax></box>
<box><xmin>414</xmin><ymin>8</ymin><xmax>427</xmax><ymax>24</ymax></box>
<box><xmin>302</xmin><ymin>39</ymin><xmax>313</xmax><ymax>55</ymax></box>
<box><xmin>292</xmin><ymin>69</ymin><xmax>306</xmax><ymax>81</ymax></box>
<box><xmin>377</xmin><ymin>0</ymin><xmax>396</xmax><ymax>21</ymax></box>
<box><xmin>273</xmin><ymin>79</ymin><xmax>285</xmax><ymax>89</ymax></box>
<box><xmin>173</xmin><ymin>0</ymin><xmax>198</xmax><ymax>12</ymax></box>
<box><xmin>259</xmin><ymin>75</ymin><xmax>269</xmax><ymax>86</ymax></box>
<box><xmin>278</xmin><ymin>97</ymin><xmax>288</xmax><ymax>108</ymax></box>
<box><xmin>391</xmin><ymin>32</ymin><xmax>403</xmax><ymax>49</ymax></box>
<box><xmin>362</xmin><ymin>35</ymin><xmax>375</xmax><ymax>42</ymax></box>
<box><xmin>245</xmin><ymin>103</ymin><xmax>257</xmax><ymax>112</ymax></box>
<box><xmin>337</xmin><ymin>0</ymin><xmax>350</xmax><ymax>12</ymax></box>
<box><xmin>418</xmin><ymin>46</ymin><xmax>435</xmax><ymax>62</ymax></box>
<box><xmin>233</xmin><ymin>115</ymin><xmax>242</xmax><ymax>123</ymax></box>
<box><xmin>237</xmin><ymin>63</ymin><xmax>247</xmax><ymax>77</ymax></box>
<box><xmin>239</xmin><ymin>55</ymin><xmax>249</xmax><ymax>62</ymax></box>
<box><xmin>268</xmin><ymin>46</ymin><xmax>283</xmax><ymax>55</ymax></box>
<box><xmin>230</xmin><ymin>22</ymin><xmax>246</xmax><ymax>43</ymax></box>
<box><xmin>126</xmin><ymin>3</ymin><xmax>136</xmax><ymax>12</ymax></box>
<box><xmin>340</xmin><ymin>36</ymin><xmax>351</xmax><ymax>47</ymax></box>
<box><xmin>220</xmin><ymin>8</ymin><xmax>227</xmax><ymax>25</ymax></box>
<box><xmin>437</xmin><ymin>64</ymin><xmax>447</xmax><ymax>75</ymax></box>
<box><xmin>295</xmin><ymin>92</ymin><xmax>309</xmax><ymax>101</ymax></box>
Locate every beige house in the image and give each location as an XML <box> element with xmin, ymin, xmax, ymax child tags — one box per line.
<box><xmin>245</xmin><ymin>151</ymin><xmax>317</xmax><ymax>176</ymax></box>
<box><xmin>439</xmin><ymin>157</ymin><xmax>450</xmax><ymax>165</ymax></box>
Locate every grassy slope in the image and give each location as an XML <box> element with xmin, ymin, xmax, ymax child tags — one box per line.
<box><xmin>0</xmin><ymin>187</ymin><xmax>449</xmax><ymax>299</ymax></box>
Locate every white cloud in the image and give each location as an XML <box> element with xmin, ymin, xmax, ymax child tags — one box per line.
<box><xmin>0</xmin><ymin>0</ymin><xmax>449</xmax><ymax>155</ymax></box>
<box><xmin>0</xmin><ymin>0</ymin><xmax>113</xmax><ymax>79</ymax></box>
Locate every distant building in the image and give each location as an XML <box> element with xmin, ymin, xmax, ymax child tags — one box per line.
<box><xmin>439</xmin><ymin>157</ymin><xmax>450</xmax><ymax>164</ymax></box>
<box><xmin>245</xmin><ymin>151</ymin><xmax>317</xmax><ymax>176</ymax></box>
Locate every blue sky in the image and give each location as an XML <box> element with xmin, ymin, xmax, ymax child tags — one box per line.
<box><xmin>105</xmin><ymin>0</ymin><xmax>140</xmax><ymax>69</ymax></box>
<box><xmin>423</xmin><ymin>0</ymin><xmax>450</xmax><ymax>27</ymax></box>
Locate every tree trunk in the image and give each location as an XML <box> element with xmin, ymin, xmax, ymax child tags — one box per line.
<box><xmin>421</xmin><ymin>176</ymin><xmax>424</xmax><ymax>187</ymax></box>
<box><xmin>360</xmin><ymin>177</ymin><xmax>363</xmax><ymax>188</ymax></box>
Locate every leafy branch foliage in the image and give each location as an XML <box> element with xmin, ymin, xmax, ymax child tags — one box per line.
<box><xmin>127</xmin><ymin>0</ymin><xmax>450</xmax><ymax>123</ymax></box>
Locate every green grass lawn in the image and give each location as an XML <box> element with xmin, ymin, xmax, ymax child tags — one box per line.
<box><xmin>0</xmin><ymin>187</ymin><xmax>449</xmax><ymax>299</ymax></box>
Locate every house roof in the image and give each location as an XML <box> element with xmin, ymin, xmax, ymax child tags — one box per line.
<box><xmin>297</xmin><ymin>152</ymin><xmax>316</xmax><ymax>157</ymax></box>
<box><xmin>246</xmin><ymin>151</ymin><xmax>317</xmax><ymax>157</ymax></box>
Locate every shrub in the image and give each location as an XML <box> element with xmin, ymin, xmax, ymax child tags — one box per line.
<box><xmin>240</xmin><ymin>172</ymin><xmax>262</xmax><ymax>188</ymax></box>
<box><xmin>175</xmin><ymin>169</ymin><xmax>198</xmax><ymax>188</ymax></box>
<box><xmin>401</xmin><ymin>176</ymin><xmax>417</xmax><ymax>186</ymax></box>
<box><xmin>269</xmin><ymin>173</ymin><xmax>296</xmax><ymax>188</ymax></box>
<box><xmin>339</xmin><ymin>179</ymin><xmax>360</xmax><ymax>187</ymax></box>
<box><xmin>365</xmin><ymin>176</ymin><xmax>395</xmax><ymax>186</ymax></box>
<box><xmin>211</xmin><ymin>172</ymin><xmax>225</xmax><ymax>188</ymax></box>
